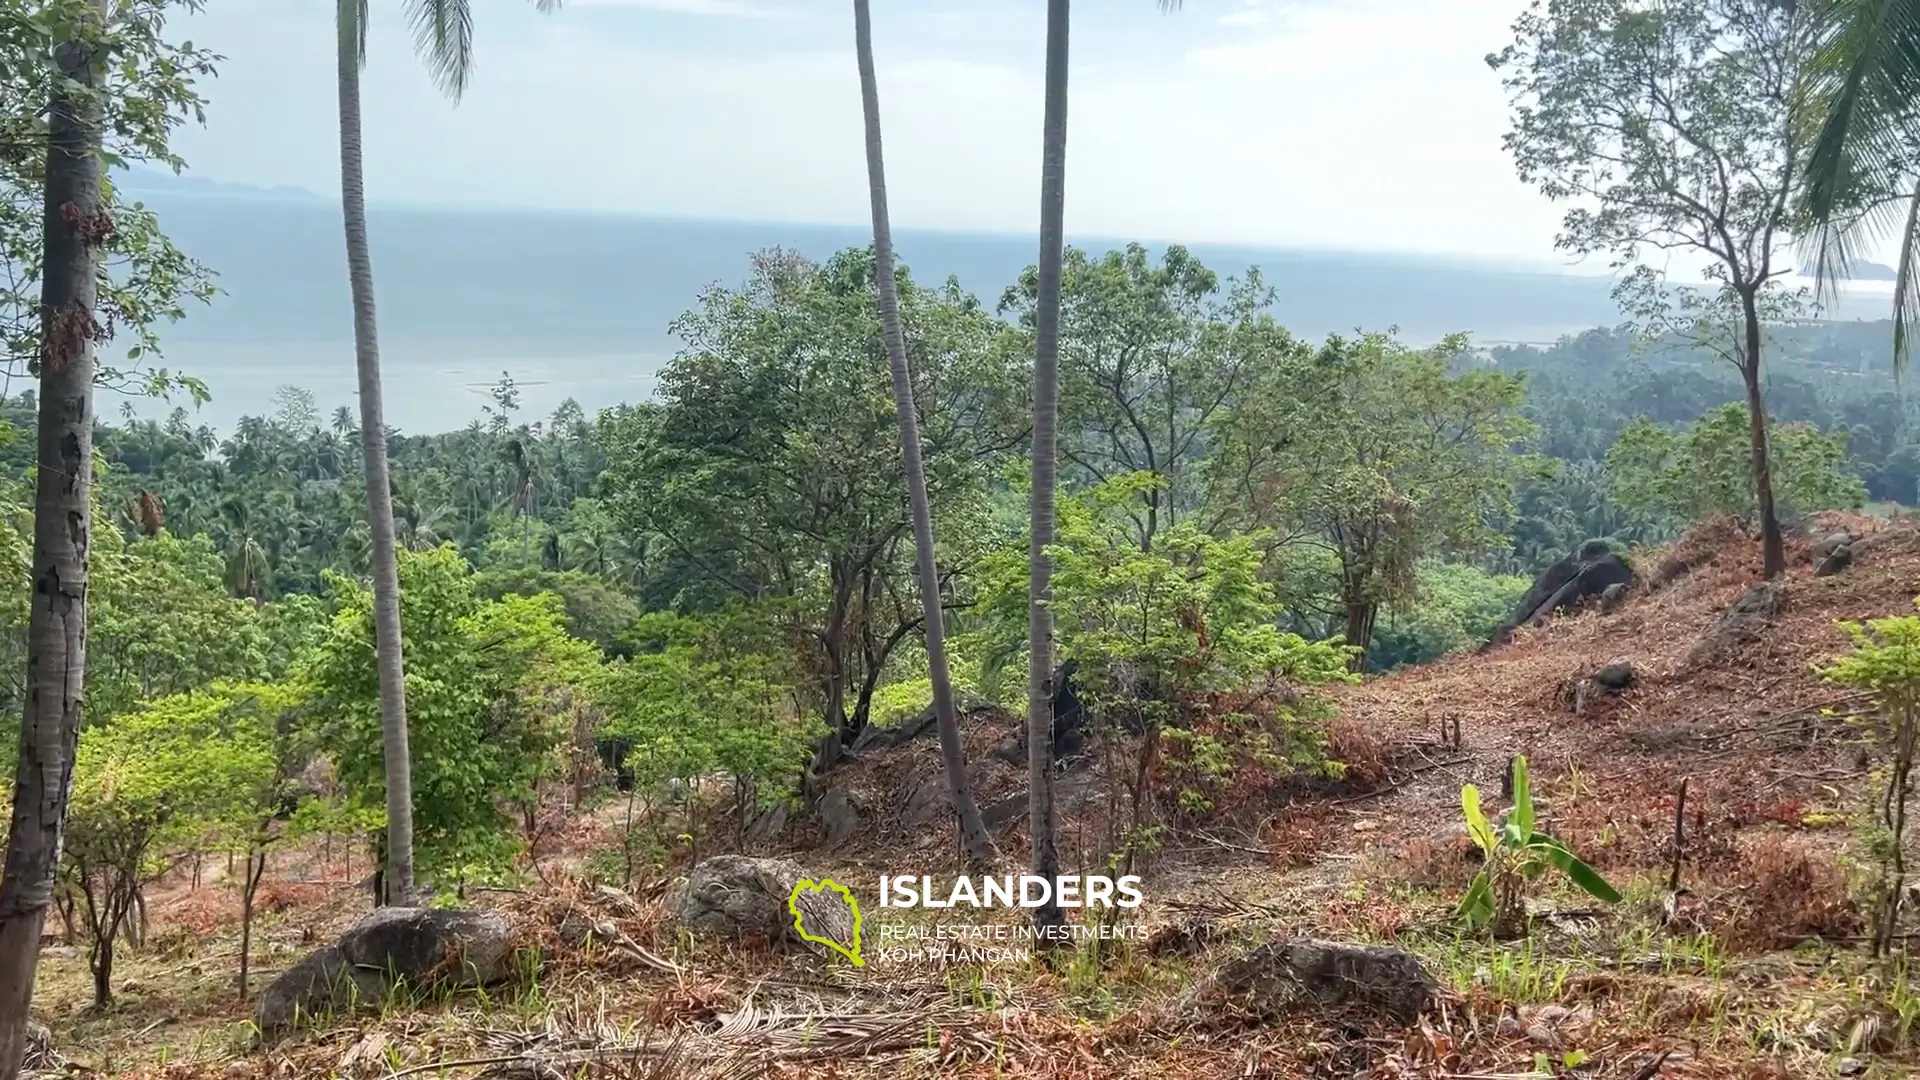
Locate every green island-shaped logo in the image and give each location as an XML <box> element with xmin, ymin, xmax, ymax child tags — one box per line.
<box><xmin>788</xmin><ymin>877</ymin><xmax>864</xmax><ymax>966</ymax></box>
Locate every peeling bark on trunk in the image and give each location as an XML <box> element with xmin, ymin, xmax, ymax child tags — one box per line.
<box><xmin>0</xmin><ymin>6</ymin><xmax>110</xmax><ymax>1074</ymax></box>
<box><xmin>1027</xmin><ymin>0</ymin><xmax>1071</xmax><ymax>936</ymax></box>
<box><xmin>852</xmin><ymin>0</ymin><xmax>998</xmax><ymax>871</ymax></box>
<box><xmin>337</xmin><ymin>0</ymin><xmax>415</xmax><ymax>905</ymax></box>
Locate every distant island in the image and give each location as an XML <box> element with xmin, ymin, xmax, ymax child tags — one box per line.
<box><xmin>112</xmin><ymin>165</ymin><xmax>323</xmax><ymax>205</ymax></box>
<box><xmin>1801</xmin><ymin>257</ymin><xmax>1899</xmax><ymax>281</ymax></box>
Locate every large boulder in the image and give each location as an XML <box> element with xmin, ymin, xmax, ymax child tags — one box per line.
<box><xmin>1810</xmin><ymin>531</ymin><xmax>1853</xmax><ymax>563</ymax></box>
<box><xmin>851</xmin><ymin>692</ymin><xmax>1009</xmax><ymax>751</ymax></box>
<box><xmin>1486</xmin><ymin>540</ymin><xmax>1635</xmax><ymax>648</ymax></box>
<box><xmin>1182</xmin><ymin>938</ymin><xmax>1437</xmax><ymax>1025</ymax></box>
<box><xmin>670</xmin><ymin>855</ymin><xmax>854</xmax><ymax>957</ymax></box>
<box><xmin>254</xmin><ymin>906</ymin><xmax>514</xmax><ymax>1040</ymax></box>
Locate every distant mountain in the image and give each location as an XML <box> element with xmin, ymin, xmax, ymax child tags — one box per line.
<box><xmin>1800</xmin><ymin>258</ymin><xmax>1898</xmax><ymax>282</ymax></box>
<box><xmin>113</xmin><ymin>166</ymin><xmax>324</xmax><ymax>205</ymax></box>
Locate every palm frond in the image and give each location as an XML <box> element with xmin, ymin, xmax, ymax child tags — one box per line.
<box><xmin>1797</xmin><ymin>0</ymin><xmax>1920</xmax><ymax>350</ymax></box>
<box><xmin>1894</xmin><ymin>177</ymin><xmax>1920</xmax><ymax>370</ymax></box>
<box><xmin>405</xmin><ymin>0</ymin><xmax>476</xmax><ymax>100</ymax></box>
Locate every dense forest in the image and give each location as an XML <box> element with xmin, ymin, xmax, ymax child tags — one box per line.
<box><xmin>8</xmin><ymin>243</ymin><xmax>1898</xmax><ymax>710</ymax></box>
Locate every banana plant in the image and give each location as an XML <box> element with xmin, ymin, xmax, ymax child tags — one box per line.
<box><xmin>1458</xmin><ymin>756</ymin><xmax>1620</xmax><ymax>935</ymax></box>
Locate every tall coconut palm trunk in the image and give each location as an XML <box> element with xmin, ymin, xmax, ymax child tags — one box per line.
<box><xmin>852</xmin><ymin>0</ymin><xmax>998</xmax><ymax>871</ymax></box>
<box><xmin>1027</xmin><ymin>0</ymin><xmax>1071</xmax><ymax>935</ymax></box>
<box><xmin>337</xmin><ymin>0</ymin><xmax>415</xmax><ymax>906</ymax></box>
<box><xmin>0</xmin><ymin>4</ymin><xmax>111</xmax><ymax>1075</ymax></box>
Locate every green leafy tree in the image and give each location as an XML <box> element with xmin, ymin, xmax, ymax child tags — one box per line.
<box><xmin>85</xmin><ymin>531</ymin><xmax>272</xmax><ymax>722</ymax></box>
<box><xmin>1369</xmin><ymin>563</ymin><xmax>1532</xmax><ymax>671</ymax></box>
<box><xmin>62</xmin><ymin>684</ymin><xmax>284</xmax><ymax>1006</ymax></box>
<box><xmin>999</xmin><ymin>244</ymin><xmax>1299</xmax><ymax>550</ymax></box>
<box><xmin>302</xmin><ymin>546</ymin><xmax>601</xmax><ymax>891</ymax></box>
<box><xmin>1821</xmin><ymin>601</ymin><xmax>1920</xmax><ymax>956</ymax></box>
<box><xmin>1491</xmin><ymin>0</ymin><xmax>1814</xmax><ymax>578</ymax></box>
<box><xmin>973</xmin><ymin>475</ymin><xmax>1353</xmax><ymax>834</ymax></box>
<box><xmin>1605</xmin><ymin>402</ymin><xmax>1867</xmax><ymax>531</ymax></box>
<box><xmin>601</xmin><ymin>608</ymin><xmax>821</xmax><ymax>863</ymax></box>
<box><xmin>1210</xmin><ymin>332</ymin><xmax>1536</xmax><ymax>667</ymax></box>
<box><xmin>598</xmin><ymin>248</ymin><xmax>1019</xmax><ymax>772</ymax></box>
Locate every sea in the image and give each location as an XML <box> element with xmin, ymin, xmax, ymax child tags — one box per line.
<box><xmin>115</xmin><ymin>180</ymin><xmax>1898</xmax><ymax>435</ymax></box>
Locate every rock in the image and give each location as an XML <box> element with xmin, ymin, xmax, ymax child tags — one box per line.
<box><xmin>819</xmin><ymin>788</ymin><xmax>860</xmax><ymax>849</ymax></box>
<box><xmin>1180</xmin><ymin>938</ymin><xmax>1436</xmax><ymax>1025</ymax></box>
<box><xmin>1593</xmin><ymin>660</ymin><xmax>1635</xmax><ymax>691</ymax></box>
<box><xmin>670</xmin><ymin>855</ymin><xmax>853</xmax><ymax>956</ymax></box>
<box><xmin>981</xmin><ymin>789</ymin><xmax>1029</xmax><ymax>830</ymax></box>
<box><xmin>1810</xmin><ymin>532</ymin><xmax>1853</xmax><ymax>562</ymax></box>
<box><xmin>591</xmin><ymin>884</ymin><xmax>641</xmax><ymax>917</ymax></box>
<box><xmin>899</xmin><ymin>766</ymin><xmax>947</xmax><ymax>829</ymax></box>
<box><xmin>744</xmin><ymin>801</ymin><xmax>790</xmax><ymax>843</ymax></box>
<box><xmin>1815</xmin><ymin>543</ymin><xmax>1852</xmax><ymax>577</ymax></box>
<box><xmin>1687</xmin><ymin>580</ymin><xmax>1784</xmax><ymax>668</ymax></box>
<box><xmin>254</xmin><ymin>907</ymin><xmax>513</xmax><ymax>1040</ymax></box>
<box><xmin>1598</xmin><ymin>581</ymin><xmax>1629</xmax><ymax>614</ymax></box>
<box><xmin>1837</xmin><ymin>1057</ymin><xmax>1867</xmax><ymax>1077</ymax></box>
<box><xmin>1486</xmin><ymin>540</ymin><xmax>1635</xmax><ymax>647</ymax></box>
<box><xmin>851</xmin><ymin>692</ymin><xmax>1009</xmax><ymax>751</ymax></box>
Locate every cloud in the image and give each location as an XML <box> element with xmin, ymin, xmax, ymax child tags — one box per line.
<box><xmin>158</xmin><ymin>0</ymin><xmax>1907</xmax><ymax>267</ymax></box>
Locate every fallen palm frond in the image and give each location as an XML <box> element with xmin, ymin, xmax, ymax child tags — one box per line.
<box><xmin>389</xmin><ymin>998</ymin><xmax>999</xmax><ymax>1079</ymax></box>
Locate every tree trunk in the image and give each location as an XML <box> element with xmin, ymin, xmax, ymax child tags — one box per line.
<box><xmin>0</xmin><ymin>5</ymin><xmax>109</xmax><ymax>1072</ymax></box>
<box><xmin>1343</xmin><ymin>595</ymin><xmax>1377</xmax><ymax>672</ymax></box>
<box><xmin>853</xmin><ymin>0</ymin><xmax>999</xmax><ymax>871</ymax></box>
<box><xmin>337</xmin><ymin>0</ymin><xmax>415</xmax><ymax>905</ymax></box>
<box><xmin>810</xmin><ymin>573</ymin><xmax>855</xmax><ymax>778</ymax></box>
<box><xmin>91</xmin><ymin>929</ymin><xmax>113</xmax><ymax>1009</ymax></box>
<box><xmin>239</xmin><ymin>847</ymin><xmax>266</xmax><ymax>997</ymax></box>
<box><xmin>1026</xmin><ymin>0</ymin><xmax>1071</xmax><ymax>936</ymax></box>
<box><xmin>1739</xmin><ymin>288</ymin><xmax>1784</xmax><ymax>579</ymax></box>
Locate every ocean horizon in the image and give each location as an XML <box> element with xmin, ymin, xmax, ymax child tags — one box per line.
<box><xmin>117</xmin><ymin>182</ymin><xmax>1900</xmax><ymax>434</ymax></box>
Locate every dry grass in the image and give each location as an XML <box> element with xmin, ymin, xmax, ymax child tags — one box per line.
<box><xmin>33</xmin><ymin>512</ymin><xmax>1920</xmax><ymax>1079</ymax></box>
<box><xmin>1712</xmin><ymin>832</ymin><xmax>1865</xmax><ymax>952</ymax></box>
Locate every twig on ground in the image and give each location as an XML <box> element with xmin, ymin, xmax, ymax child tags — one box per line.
<box><xmin>1336</xmin><ymin>757</ymin><xmax>1471</xmax><ymax>805</ymax></box>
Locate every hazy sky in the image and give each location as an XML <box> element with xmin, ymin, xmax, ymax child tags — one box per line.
<box><xmin>167</xmin><ymin>0</ymin><xmax>1897</xmax><ymax>270</ymax></box>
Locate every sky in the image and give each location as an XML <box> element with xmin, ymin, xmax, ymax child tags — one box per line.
<box><xmin>166</xmin><ymin>0</ymin><xmax>1899</xmax><ymax>272</ymax></box>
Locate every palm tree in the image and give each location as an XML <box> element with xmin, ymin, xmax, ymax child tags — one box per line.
<box><xmin>334</xmin><ymin>0</ymin><xmax>560</xmax><ymax>905</ymax></box>
<box><xmin>1025</xmin><ymin>0</ymin><xmax>1073</xmax><ymax>934</ymax></box>
<box><xmin>0</xmin><ymin>3</ymin><xmax>111</xmax><ymax>1075</ymax></box>
<box><xmin>852</xmin><ymin>0</ymin><xmax>998</xmax><ymax>870</ymax></box>
<box><xmin>221</xmin><ymin>496</ymin><xmax>272</xmax><ymax>604</ymax></box>
<box><xmin>1015</xmin><ymin>0</ymin><xmax>1185</xmax><ymax>930</ymax></box>
<box><xmin>1798</xmin><ymin>0</ymin><xmax>1920</xmax><ymax>368</ymax></box>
